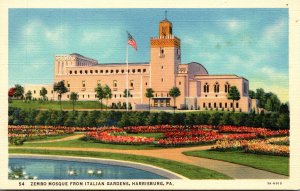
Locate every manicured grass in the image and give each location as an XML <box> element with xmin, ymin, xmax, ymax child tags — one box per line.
<box><xmin>17</xmin><ymin>138</ymin><xmax>159</xmax><ymax>150</ymax></box>
<box><xmin>126</xmin><ymin>133</ymin><xmax>163</xmax><ymax>139</ymax></box>
<box><xmin>25</xmin><ymin>133</ymin><xmax>77</xmax><ymax>142</ymax></box>
<box><xmin>9</xmin><ymin>148</ymin><xmax>231</xmax><ymax>179</ymax></box>
<box><xmin>10</xmin><ymin>100</ymin><xmax>105</xmax><ymax>110</ymax></box>
<box><xmin>183</xmin><ymin>150</ymin><xmax>289</xmax><ymax>176</ymax></box>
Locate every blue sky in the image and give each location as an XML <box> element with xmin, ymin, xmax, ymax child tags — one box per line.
<box><xmin>9</xmin><ymin>8</ymin><xmax>288</xmax><ymax>101</ymax></box>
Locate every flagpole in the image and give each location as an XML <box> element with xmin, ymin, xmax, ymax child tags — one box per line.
<box><xmin>126</xmin><ymin>44</ymin><xmax>129</xmax><ymax>111</ymax></box>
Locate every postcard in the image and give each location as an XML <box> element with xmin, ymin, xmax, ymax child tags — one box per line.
<box><xmin>1</xmin><ymin>0</ymin><xmax>300</xmax><ymax>190</ymax></box>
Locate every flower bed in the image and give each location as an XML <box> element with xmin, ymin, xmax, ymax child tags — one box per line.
<box><xmin>86</xmin><ymin>127</ymin><xmax>155</xmax><ymax>145</ymax></box>
<box><xmin>211</xmin><ymin>137</ymin><xmax>289</xmax><ymax>156</ymax></box>
<box><xmin>124</xmin><ymin>125</ymin><xmax>213</xmax><ymax>133</ymax></box>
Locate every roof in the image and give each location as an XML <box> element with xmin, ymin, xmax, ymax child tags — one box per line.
<box><xmin>186</xmin><ymin>62</ymin><xmax>209</xmax><ymax>74</ymax></box>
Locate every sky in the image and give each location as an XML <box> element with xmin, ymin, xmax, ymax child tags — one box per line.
<box><xmin>9</xmin><ymin>8</ymin><xmax>288</xmax><ymax>102</ymax></box>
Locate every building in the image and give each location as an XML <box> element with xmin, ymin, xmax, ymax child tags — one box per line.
<box><xmin>24</xmin><ymin>17</ymin><xmax>257</xmax><ymax>112</ymax></box>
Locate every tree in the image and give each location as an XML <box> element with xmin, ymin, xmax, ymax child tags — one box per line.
<box><xmin>249</xmin><ymin>90</ymin><xmax>256</xmax><ymax>99</ymax></box>
<box><xmin>13</xmin><ymin>84</ymin><xmax>24</xmax><ymax>99</ymax></box>
<box><xmin>123</xmin><ymin>89</ymin><xmax>132</xmax><ymax>110</ymax></box>
<box><xmin>145</xmin><ymin>88</ymin><xmax>154</xmax><ymax>112</ymax></box>
<box><xmin>103</xmin><ymin>85</ymin><xmax>112</xmax><ymax>110</ymax></box>
<box><xmin>279</xmin><ymin>103</ymin><xmax>289</xmax><ymax>114</ymax></box>
<box><xmin>95</xmin><ymin>84</ymin><xmax>105</xmax><ymax>110</ymax></box>
<box><xmin>256</xmin><ymin>88</ymin><xmax>266</xmax><ymax>108</ymax></box>
<box><xmin>40</xmin><ymin>87</ymin><xmax>48</xmax><ymax>101</ymax></box>
<box><xmin>53</xmin><ymin>81</ymin><xmax>68</xmax><ymax>110</ymax></box>
<box><xmin>227</xmin><ymin>86</ymin><xmax>240</xmax><ymax>112</ymax></box>
<box><xmin>25</xmin><ymin>90</ymin><xmax>32</xmax><ymax>101</ymax></box>
<box><xmin>169</xmin><ymin>87</ymin><xmax>181</xmax><ymax>113</ymax></box>
<box><xmin>70</xmin><ymin>92</ymin><xmax>78</xmax><ymax>113</ymax></box>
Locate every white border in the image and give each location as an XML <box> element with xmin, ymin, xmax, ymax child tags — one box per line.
<box><xmin>1</xmin><ymin>0</ymin><xmax>300</xmax><ymax>190</ymax></box>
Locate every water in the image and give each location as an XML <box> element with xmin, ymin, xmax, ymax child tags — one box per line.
<box><xmin>9</xmin><ymin>158</ymin><xmax>167</xmax><ymax>180</ymax></box>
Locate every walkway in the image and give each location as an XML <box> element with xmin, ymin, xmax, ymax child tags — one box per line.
<box><xmin>25</xmin><ymin>134</ymin><xmax>85</xmax><ymax>143</ymax></box>
<box><xmin>11</xmin><ymin>144</ymin><xmax>288</xmax><ymax>179</ymax></box>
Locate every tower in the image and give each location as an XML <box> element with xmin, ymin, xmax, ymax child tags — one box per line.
<box><xmin>150</xmin><ymin>17</ymin><xmax>181</xmax><ymax>100</ymax></box>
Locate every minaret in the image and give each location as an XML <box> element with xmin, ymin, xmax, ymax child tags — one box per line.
<box><xmin>150</xmin><ymin>15</ymin><xmax>181</xmax><ymax>97</ymax></box>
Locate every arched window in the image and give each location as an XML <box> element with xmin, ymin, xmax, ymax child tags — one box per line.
<box><xmin>225</xmin><ymin>82</ymin><xmax>230</xmax><ymax>93</ymax></box>
<box><xmin>214</xmin><ymin>82</ymin><xmax>219</xmax><ymax>93</ymax></box>
<box><xmin>113</xmin><ymin>80</ymin><xmax>117</xmax><ymax>87</ymax></box>
<box><xmin>204</xmin><ymin>83</ymin><xmax>209</xmax><ymax>93</ymax></box>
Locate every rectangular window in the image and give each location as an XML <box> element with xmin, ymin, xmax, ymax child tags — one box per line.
<box><xmin>236</xmin><ymin>102</ymin><xmax>239</xmax><ymax>108</ymax></box>
<box><xmin>82</xmin><ymin>80</ymin><xmax>85</xmax><ymax>87</ymax></box>
<box><xmin>208</xmin><ymin>103</ymin><xmax>211</xmax><ymax>108</ymax></box>
<box><xmin>214</xmin><ymin>103</ymin><xmax>216</xmax><ymax>108</ymax></box>
<box><xmin>203</xmin><ymin>103</ymin><xmax>206</xmax><ymax>108</ymax></box>
<box><xmin>143</xmin><ymin>69</ymin><xmax>146</xmax><ymax>73</ymax></box>
<box><xmin>154</xmin><ymin>100</ymin><xmax>158</xmax><ymax>107</ymax></box>
<box><xmin>230</xmin><ymin>103</ymin><xmax>233</xmax><ymax>108</ymax></box>
<box><xmin>225</xmin><ymin>103</ymin><xmax>227</xmax><ymax>108</ymax></box>
<box><xmin>219</xmin><ymin>103</ymin><xmax>222</xmax><ymax>108</ymax></box>
<box><xmin>113</xmin><ymin>80</ymin><xmax>117</xmax><ymax>87</ymax></box>
<box><xmin>166</xmin><ymin>100</ymin><xmax>170</xmax><ymax>106</ymax></box>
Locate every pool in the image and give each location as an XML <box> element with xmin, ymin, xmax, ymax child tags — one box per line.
<box><xmin>9</xmin><ymin>155</ymin><xmax>183</xmax><ymax>180</ymax></box>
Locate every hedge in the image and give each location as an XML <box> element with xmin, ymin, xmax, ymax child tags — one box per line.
<box><xmin>8</xmin><ymin>107</ymin><xmax>289</xmax><ymax>130</ymax></box>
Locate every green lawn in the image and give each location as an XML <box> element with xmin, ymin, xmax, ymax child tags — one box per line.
<box><xmin>126</xmin><ymin>133</ymin><xmax>163</xmax><ymax>139</ymax></box>
<box><xmin>183</xmin><ymin>150</ymin><xmax>289</xmax><ymax>176</ymax></box>
<box><xmin>25</xmin><ymin>133</ymin><xmax>80</xmax><ymax>142</ymax></box>
<box><xmin>9</xmin><ymin>148</ymin><xmax>231</xmax><ymax>179</ymax></box>
<box><xmin>10</xmin><ymin>100</ymin><xmax>105</xmax><ymax>110</ymax></box>
<box><xmin>18</xmin><ymin>138</ymin><xmax>159</xmax><ymax>150</ymax></box>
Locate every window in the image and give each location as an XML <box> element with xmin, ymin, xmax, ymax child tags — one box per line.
<box><xmin>82</xmin><ymin>80</ymin><xmax>85</xmax><ymax>87</ymax></box>
<box><xmin>34</xmin><ymin>90</ymin><xmax>36</xmax><ymax>94</ymax></box>
<box><xmin>116</xmin><ymin>70</ymin><xmax>119</xmax><ymax>73</ymax></box>
<box><xmin>85</xmin><ymin>70</ymin><xmax>88</xmax><ymax>74</ymax></box>
<box><xmin>88</xmin><ymin>94</ymin><xmax>90</xmax><ymax>98</ymax></box>
<box><xmin>179</xmin><ymin>81</ymin><xmax>181</xmax><ymax>85</ymax></box>
<box><xmin>143</xmin><ymin>69</ymin><xmax>146</xmax><ymax>73</ymax></box>
<box><xmin>236</xmin><ymin>102</ymin><xmax>239</xmax><ymax>108</ymax></box>
<box><xmin>243</xmin><ymin>82</ymin><xmax>248</xmax><ymax>94</ymax></box>
<box><xmin>138</xmin><ymin>69</ymin><xmax>141</xmax><ymax>73</ymax></box>
<box><xmin>130</xmin><ymin>80</ymin><xmax>134</xmax><ymax>87</ymax></box>
<box><xmin>219</xmin><ymin>103</ymin><xmax>222</xmax><ymax>108</ymax></box>
<box><xmin>111</xmin><ymin>70</ymin><xmax>113</xmax><ymax>73</ymax></box>
<box><xmin>67</xmin><ymin>81</ymin><xmax>70</xmax><ymax>87</ymax></box>
<box><xmin>208</xmin><ymin>103</ymin><xmax>211</xmax><ymax>108</ymax></box>
<box><xmin>69</xmin><ymin>71</ymin><xmax>72</xmax><ymax>74</ymax></box>
<box><xmin>225</xmin><ymin>82</ymin><xmax>230</xmax><ymax>93</ymax></box>
<box><xmin>225</xmin><ymin>103</ymin><xmax>227</xmax><ymax>108</ymax></box>
<box><xmin>67</xmin><ymin>95</ymin><xmax>69</xmax><ymax>98</ymax></box>
<box><xmin>75</xmin><ymin>70</ymin><xmax>77</xmax><ymax>74</ymax></box>
<box><xmin>145</xmin><ymin>82</ymin><xmax>148</xmax><ymax>86</ymax></box>
<box><xmin>203</xmin><ymin>103</ymin><xmax>206</xmax><ymax>108</ymax></box>
<box><xmin>214</xmin><ymin>102</ymin><xmax>217</xmax><ymax>108</ymax></box>
<box><xmin>230</xmin><ymin>103</ymin><xmax>233</xmax><ymax>108</ymax></box>
<box><xmin>80</xmin><ymin>70</ymin><xmax>82</xmax><ymax>74</ymax></box>
<box><xmin>100</xmin><ymin>70</ymin><xmax>103</xmax><ymax>73</ymax></box>
<box><xmin>121</xmin><ymin>69</ymin><xmax>124</xmax><ymax>73</ymax></box>
<box><xmin>161</xmin><ymin>93</ymin><xmax>163</xmax><ymax>97</ymax></box>
<box><xmin>114</xmin><ymin>94</ymin><xmax>116</xmax><ymax>98</ymax></box>
<box><xmin>204</xmin><ymin>83</ymin><xmax>209</xmax><ymax>93</ymax></box>
<box><xmin>113</xmin><ymin>80</ymin><xmax>117</xmax><ymax>87</ymax></box>
<box><xmin>105</xmin><ymin>70</ymin><xmax>108</xmax><ymax>73</ymax></box>
<box><xmin>95</xmin><ymin>70</ymin><xmax>98</xmax><ymax>73</ymax></box>
<box><xmin>83</xmin><ymin>95</ymin><xmax>84</xmax><ymax>98</ymax></box>
<box><xmin>161</xmin><ymin>66</ymin><xmax>164</xmax><ymax>69</ymax></box>
<box><xmin>90</xmin><ymin>70</ymin><xmax>93</xmax><ymax>74</ymax></box>
<box><xmin>161</xmin><ymin>78</ymin><xmax>163</xmax><ymax>82</ymax></box>
<box><xmin>51</xmin><ymin>90</ymin><xmax>53</xmax><ymax>94</ymax></box>
<box><xmin>132</xmin><ymin>69</ymin><xmax>135</xmax><ymax>73</ymax></box>
<box><xmin>214</xmin><ymin>82</ymin><xmax>219</xmax><ymax>93</ymax></box>
<box><xmin>160</xmin><ymin>47</ymin><xmax>164</xmax><ymax>56</ymax></box>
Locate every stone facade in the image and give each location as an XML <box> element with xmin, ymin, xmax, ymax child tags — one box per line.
<box><xmin>24</xmin><ymin>18</ymin><xmax>257</xmax><ymax>112</ymax></box>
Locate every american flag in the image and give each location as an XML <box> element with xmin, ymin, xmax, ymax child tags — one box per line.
<box><xmin>127</xmin><ymin>31</ymin><xmax>137</xmax><ymax>50</ymax></box>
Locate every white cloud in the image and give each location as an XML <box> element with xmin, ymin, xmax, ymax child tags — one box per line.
<box><xmin>263</xmin><ymin>19</ymin><xmax>286</xmax><ymax>41</ymax></box>
<box><xmin>223</xmin><ymin>19</ymin><xmax>247</xmax><ymax>32</ymax></box>
<box><xmin>80</xmin><ymin>28</ymin><xmax>122</xmax><ymax>45</ymax></box>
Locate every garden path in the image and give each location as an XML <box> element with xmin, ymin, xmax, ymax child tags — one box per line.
<box><xmin>25</xmin><ymin>134</ymin><xmax>85</xmax><ymax>143</ymax></box>
<box><xmin>13</xmin><ymin>145</ymin><xmax>288</xmax><ymax>179</ymax></box>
